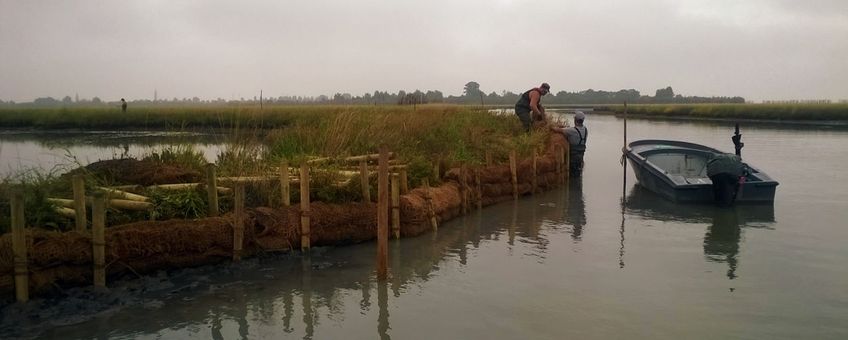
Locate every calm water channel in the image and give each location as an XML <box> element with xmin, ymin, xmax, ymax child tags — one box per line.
<box><xmin>1</xmin><ymin>114</ymin><xmax>847</xmax><ymax>339</ymax></box>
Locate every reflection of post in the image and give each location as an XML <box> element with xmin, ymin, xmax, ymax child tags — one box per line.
<box><xmin>508</xmin><ymin>200</ymin><xmax>517</xmax><ymax>247</ymax></box>
<box><xmin>283</xmin><ymin>289</ymin><xmax>294</xmax><ymax>333</ymax></box>
<box><xmin>302</xmin><ymin>256</ymin><xmax>314</xmax><ymax>339</ymax></box>
<box><xmin>377</xmin><ymin>280</ymin><xmax>391</xmax><ymax>340</ymax></box>
<box><xmin>92</xmin><ymin>192</ymin><xmax>107</xmax><ymax>288</ymax></box>
<box><xmin>391</xmin><ymin>240</ymin><xmax>401</xmax><ymax>297</ymax></box>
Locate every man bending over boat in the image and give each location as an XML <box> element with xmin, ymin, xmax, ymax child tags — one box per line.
<box><xmin>550</xmin><ymin>111</ymin><xmax>588</xmax><ymax>174</ymax></box>
<box><xmin>514</xmin><ymin>83</ymin><xmax>550</xmax><ymax>131</ymax></box>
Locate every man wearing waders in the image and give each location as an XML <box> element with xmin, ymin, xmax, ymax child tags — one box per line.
<box><xmin>706</xmin><ymin>153</ymin><xmax>748</xmax><ymax>206</ymax></box>
<box><xmin>514</xmin><ymin>83</ymin><xmax>550</xmax><ymax>131</ymax></box>
<box><xmin>550</xmin><ymin>111</ymin><xmax>588</xmax><ymax>175</ymax></box>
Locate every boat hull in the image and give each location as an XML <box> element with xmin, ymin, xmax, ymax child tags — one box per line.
<box><xmin>625</xmin><ymin>140</ymin><xmax>778</xmax><ymax>204</ymax></box>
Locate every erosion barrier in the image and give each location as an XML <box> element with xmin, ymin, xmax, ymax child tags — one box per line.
<box><xmin>0</xmin><ymin>134</ymin><xmax>571</xmax><ymax>300</ymax></box>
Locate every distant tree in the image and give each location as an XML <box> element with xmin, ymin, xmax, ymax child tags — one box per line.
<box><xmin>463</xmin><ymin>81</ymin><xmax>483</xmax><ymax>98</ymax></box>
<box><xmin>62</xmin><ymin>96</ymin><xmax>73</xmax><ymax>104</ymax></box>
<box><xmin>655</xmin><ymin>86</ymin><xmax>674</xmax><ymax>100</ymax></box>
<box><xmin>33</xmin><ymin>97</ymin><xmax>59</xmax><ymax>106</ymax></box>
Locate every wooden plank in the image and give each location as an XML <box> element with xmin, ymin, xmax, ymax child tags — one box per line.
<box><xmin>97</xmin><ymin>187</ymin><xmax>149</xmax><ymax>202</ymax></box>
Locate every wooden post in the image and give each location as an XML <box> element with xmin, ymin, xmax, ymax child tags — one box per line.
<box><xmin>72</xmin><ymin>174</ymin><xmax>87</xmax><ymax>231</ymax></box>
<box><xmin>206</xmin><ymin>163</ymin><xmax>219</xmax><ymax>217</ymax></box>
<box><xmin>377</xmin><ymin>146</ymin><xmax>389</xmax><ymax>279</ymax></box>
<box><xmin>10</xmin><ymin>190</ymin><xmax>29</xmax><ymax>302</ymax></box>
<box><xmin>555</xmin><ymin>144</ymin><xmax>562</xmax><ymax>184</ymax></box>
<box><xmin>391</xmin><ymin>173</ymin><xmax>400</xmax><ymax>239</ymax></box>
<box><xmin>233</xmin><ymin>183</ymin><xmax>245</xmax><ymax>261</ymax></box>
<box><xmin>280</xmin><ymin>159</ymin><xmax>291</xmax><ymax>207</ymax></box>
<box><xmin>475</xmin><ymin>169</ymin><xmax>482</xmax><ymax>210</ymax></box>
<box><xmin>359</xmin><ymin>161</ymin><xmax>370</xmax><ymax>202</ymax></box>
<box><xmin>509</xmin><ymin>150</ymin><xmax>518</xmax><ymax>199</ymax></box>
<box><xmin>91</xmin><ymin>191</ymin><xmax>106</xmax><ymax>288</ymax></box>
<box><xmin>423</xmin><ymin>178</ymin><xmax>438</xmax><ymax>231</ymax></box>
<box><xmin>460</xmin><ymin>163</ymin><xmax>468</xmax><ymax>214</ymax></box>
<box><xmin>532</xmin><ymin>149</ymin><xmax>538</xmax><ymax>194</ymax></box>
<box><xmin>300</xmin><ymin>164</ymin><xmax>311</xmax><ymax>251</ymax></box>
<box><xmin>399</xmin><ymin>168</ymin><xmax>409</xmax><ymax>195</ymax></box>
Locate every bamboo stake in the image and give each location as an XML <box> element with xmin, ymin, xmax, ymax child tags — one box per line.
<box><xmin>399</xmin><ymin>168</ymin><xmax>409</xmax><ymax>195</ymax></box>
<box><xmin>300</xmin><ymin>164</ymin><xmax>311</xmax><ymax>251</ymax></box>
<box><xmin>72</xmin><ymin>175</ymin><xmax>87</xmax><ymax>231</ymax></box>
<box><xmin>475</xmin><ymin>169</ymin><xmax>482</xmax><ymax>210</ymax></box>
<box><xmin>98</xmin><ymin>187</ymin><xmax>149</xmax><ymax>202</ymax></box>
<box><xmin>10</xmin><ymin>190</ymin><xmax>28</xmax><ymax>302</ymax></box>
<box><xmin>360</xmin><ymin>161</ymin><xmax>370</xmax><ymax>202</ymax></box>
<box><xmin>233</xmin><ymin>183</ymin><xmax>245</xmax><ymax>261</ymax></box>
<box><xmin>432</xmin><ymin>156</ymin><xmax>440</xmax><ymax>181</ymax></box>
<box><xmin>151</xmin><ymin>183</ymin><xmax>231</xmax><ymax>194</ymax></box>
<box><xmin>460</xmin><ymin>163</ymin><xmax>468</xmax><ymax>214</ymax></box>
<box><xmin>377</xmin><ymin>146</ymin><xmax>389</xmax><ymax>280</ymax></box>
<box><xmin>280</xmin><ymin>159</ymin><xmax>291</xmax><ymax>207</ymax></box>
<box><xmin>509</xmin><ymin>150</ymin><xmax>518</xmax><ymax>199</ymax></box>
<box><xmin>91</xmin><ymin>192</ymin><xmax>106</xmax><ymax>288</ymax></box>
<box><xmin>391</xmin><ymin>173</ymin><xmax>400</xmax><ymax>239</ymax></box>
<box><xmin>55</xmin><ymin>206</ymin><xmax>76</xmax><ymax>218</ymax></box>
<box><xmin>206</xmin><ymin>163</ymin><xmax>219</xmax><ymax>217</ymax></box>
<box><xmin>423</xmin><ymin>178</ymin><xmax>438</xmax><ymax>231</ymax></box>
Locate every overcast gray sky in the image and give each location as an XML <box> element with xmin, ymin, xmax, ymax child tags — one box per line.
<box><xmin>1</xmin><ymin>0</ymin><xmax>846</xmax><ymax>102</ymax></box>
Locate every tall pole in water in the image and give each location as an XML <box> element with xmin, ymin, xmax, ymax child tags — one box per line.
<box><xmin>733</xmin><ymin>123</ymin><xmax>744</xmax><ymax>157</ymax></box>
<box><xmin>620</xmin><ymin>101</ymin><xmax>628</xmax><ymax>269</ymax></box>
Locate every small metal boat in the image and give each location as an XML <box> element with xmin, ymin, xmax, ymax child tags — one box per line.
<box><xmin>624</xmin><ymin>139</ymin><xmax>778</xmax><ymax>204</ymax></box>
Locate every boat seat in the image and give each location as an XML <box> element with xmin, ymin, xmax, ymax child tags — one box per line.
<box><xmin>685</xmin><ymin>177</ymin><xmax>712</xmax><ymax>185</ymax></box>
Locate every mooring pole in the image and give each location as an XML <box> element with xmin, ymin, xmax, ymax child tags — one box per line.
<box><xmin>377</xmin><ymin>145</ymin><xmax>390</xmax><ymax>280</ymax></box>
<box><xmin>10</xmin><ymin>190</ymin><xmax>29</xmax><ymax>302</ymax></box>
<box><xmin>423</xmin><ymin>178</ymin><xmax>438</xmax><ymax>231</ymax></box>
<box><xmin>72</xmin><ymin>174</ymin><xmax>87</xmax><ymax>231</ymax></box>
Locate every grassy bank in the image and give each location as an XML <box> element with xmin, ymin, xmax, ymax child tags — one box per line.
<box><xmin>1</xmin><ymin>105</ymin><xmax>547</xmax><ymax>232</ymax></box>
<box><xmin>600</xmin><ymin>104</ymin><xmax>848</xmax><ymax>121</ymax></box>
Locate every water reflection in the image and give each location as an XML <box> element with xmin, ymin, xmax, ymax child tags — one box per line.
<box><xmin>564</xmin><ymin>176</ymin><xmax>587</xmax><ymax>241</ymax></box>
<box><xmin>626</xmin><ymin>186</ymin><xmax>775</xmax><ymax>279</ymax></box>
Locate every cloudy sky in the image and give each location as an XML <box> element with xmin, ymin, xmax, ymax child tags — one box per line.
<box><xmin>1</xmin><ymin>0</ymin><xmax>846</xmax><ymax>102</ymax></box>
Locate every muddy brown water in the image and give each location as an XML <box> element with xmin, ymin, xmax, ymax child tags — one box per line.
<box><xmin>1</xmin><ymin>115</ymin><xmax>848</xmax><ymax>339</ymax></box>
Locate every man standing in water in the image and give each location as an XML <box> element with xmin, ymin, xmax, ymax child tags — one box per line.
<box><xmin>550</xmin><ymin>111</ymin><xmax>588</xmax><ymax>174</ymax></box>
<box><xmin>514</xmin><ymin>83</ymin><xmax>550</xmax><ymax>131</ymax></box>
<box><xmin>121</xmin><ymin>98</ymin><xmax>127</xmax><ymax>113</ymax></box>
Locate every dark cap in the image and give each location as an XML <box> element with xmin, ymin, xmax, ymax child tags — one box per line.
<box><xmin>541</xmin><ymin>83</ymin><xmax>551</xmax><ymax>90</ymax></box>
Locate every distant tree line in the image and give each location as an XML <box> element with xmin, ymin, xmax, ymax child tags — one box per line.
<box><xmin>0</xmin><ymin>82</ymin><xmax>746</xmax><ymax>107</ymax></box>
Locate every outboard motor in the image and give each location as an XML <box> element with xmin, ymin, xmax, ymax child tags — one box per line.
<box><xmin>707</xmin><ymin>153</ymin><xmax>746</xmax><ymax>206</ymax></box>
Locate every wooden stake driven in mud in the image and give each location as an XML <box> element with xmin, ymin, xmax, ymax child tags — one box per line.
<box><xmin>555</xmin><ymin>144</ymin><xmax>562</xmax><ymax>184</ymax></box>
<box><xmin>72</xmin><ymin>174</ymin><xmax>87</xmax><ymax>231</ymax></box>
<box><xmin>359</xmin><ymin>161</ymin><xmax>370</xmax><ymax>202</ymax></box>
<box><xmin>300</xmin><ymin>164</ymin><xmax>311</xmax><ymax>251</ymax></box>
<box><xmin>206</xmin><ymin>163</ymin><xmax>219</xmax><ymax>217</ymax></box>
<box><xmin>391</xmin><ymin>173</ymin><xmax>400</xmax><ymax>239</ymax></box>
<box><xmin>509</xmin><ymin>150</ymin><xmax>518</xmax><ymax>199</ymax></box>
<box><xmin>475</xmin><ymin>170</ymin><xmax>482</xmax><ymax>210</ymax></box>
<box><xmin>423</xmin><ymin>178</ymin><xmax>438</xmax><ymax>231</ymax></box>
<box><xmin>432</xmin><ymin>156</ymin><xmax>441</xmax><ymax>182</ymax></box>
<box><xmin>377</xmin><ymin>146</ymin><xmax>389</xmax><ymax>279</ymax></box>
<box><xmin>280</xmin><ymin>159</ymin><xmax>291</xmax><ymax>207</ymax></box>
<box><xmin>460</xmin><ymin>163</ymin><xmax>468</xmax><ymax>214</ymax></box>
<box><xmin>564</xmin><ymin>142</ymin><xmax>571</xmax><ymax>179</ymax></box>
<box><xmin>10</xmin><ymin>190</ymin><xmax>29</xmax><ymax>302</ymax></box>
<box><xmin>91</xmin><ymin>191</ymin><xmax>106</xmax><ymax>288</ymax></box>
<box><xmin>399</xmin><ymin>168</ymin><xmax>409</xmax><ymax>195</ymax></box>
<box><xmin>233</xmin><ymin>183</ymin><xmax>245</xmax><ymax>261</ymax></box>
<box><xmin>532</xmin><ymin>150</ymin><xmax>538</xmax><ymax>194</ymax></box>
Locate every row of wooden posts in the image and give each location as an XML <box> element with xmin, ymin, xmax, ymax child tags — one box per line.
<box><xmin>6</xmin><ymin>144</ymin><xmax>570</xmax><ymax>301</ymax></box>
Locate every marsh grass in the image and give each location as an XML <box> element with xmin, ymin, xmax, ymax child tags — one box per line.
<box><xmin>604</xmin><ymin>103</ymin><xmax>848</xmax><ymax>121</ymax></box>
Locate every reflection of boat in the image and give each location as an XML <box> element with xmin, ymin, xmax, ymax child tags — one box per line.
<box><xmin>625</xmin><ymin>185</ymin><xmax>775</xmax><ymax>224</ymax></box>
<box><xmin>624</xmin><ymin>140</ymin><xmax>778</xmax><ymax>203</ymax></box>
